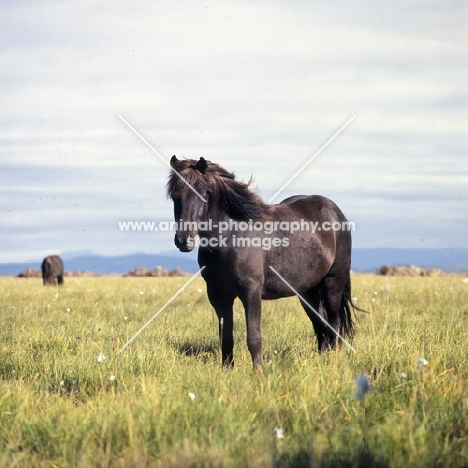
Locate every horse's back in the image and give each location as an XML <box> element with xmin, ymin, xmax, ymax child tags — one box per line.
<box><xmin>276</xmin><ymin>195</ymin><xmax>348</xmax><ymax>222</ymax></box>
<box><xmin>279</xmin><ymin>195</ymin><xmax>309</xmax><ymax>204</ymax></box>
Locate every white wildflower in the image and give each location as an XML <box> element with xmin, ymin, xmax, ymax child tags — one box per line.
<box><xmin>417</xmin><ymin>357</ymin><xmax>428</xmax><ymax>371</ymax></box>
<box><xmin>274</xmin><ymin>426</ymin><xmax>285</xmax><ymax>439</ymax></box>
<box><xmin>399</xmin><ymin>372</ymin><xmax>407</xmax><ymax>379</ymax></box>
<box><xmin>188</xmin><ymin>392</ymin><xmax>196</xmax><ymax>401</ymax></box>
<box><xmin>97</xmin><ymin>351</ymin><xmax>106</xmax><ymax>363</ymax></box>
<box><xmin>109</xmin><ymin>375</ymin><xmax>116</xmax><ymax>381</ymax></box>
<box><xmin>66</xmin><ymin>307</ymin><xmax>71</xmax><ymax>313</ymax></box>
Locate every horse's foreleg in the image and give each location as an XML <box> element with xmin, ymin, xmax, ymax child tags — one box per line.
<box><xmin>206</xmin><ymin>284</ymin><xmax>235</xmax><ymax>367</ymax></box>
<box><xmin>218</xmin><ymin>310</ymin><xmax>234</xmax><ymax>367</ymax></box>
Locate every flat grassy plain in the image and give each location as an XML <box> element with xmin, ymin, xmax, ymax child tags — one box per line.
<box><xmin>0</xmin><ymin>274</ymin><xmax>467</xmax><ymax>467</ymax></box>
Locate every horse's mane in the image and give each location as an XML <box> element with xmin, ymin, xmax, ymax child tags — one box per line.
<box><xmin>166</xmin><ymin>157</ymin><xmax>270</xmax><ymax>221</ymax></box>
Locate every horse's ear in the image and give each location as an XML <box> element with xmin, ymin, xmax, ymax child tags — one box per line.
<box><xmin>196</xmin><ymin>157</ymin><xmax>208</xmax><ymax>174</ymax></box>
<box><xmin>170</xmin><ymin>155</ymin><xmax>178</xmax><ymax>167</ymax></box>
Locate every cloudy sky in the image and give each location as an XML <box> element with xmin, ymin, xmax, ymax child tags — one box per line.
<box><xmin>1</xmin><ymin>0</ymin><xmax>466</xmax><ymax>263</ymax></box>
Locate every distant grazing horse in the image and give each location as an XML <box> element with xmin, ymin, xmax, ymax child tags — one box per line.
<box><xmin>41</xmin><ymin>255</ymin><xmax>64</xmax><ymax>286</ymax></box>
<box><xmin>167</xmin><ymin>156</ymin><xmax>356</xmax><ymax>369</ymax></box>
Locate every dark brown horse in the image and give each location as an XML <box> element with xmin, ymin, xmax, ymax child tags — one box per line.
<box><xmin>41</xmin><ymin>255</ymin><xmax>64</xmax><ymax>286</ymax></box>
<box><xmin>167</xmin><ymin>156</ymin><xmax>356</xmax><ymax>369</ymax></box>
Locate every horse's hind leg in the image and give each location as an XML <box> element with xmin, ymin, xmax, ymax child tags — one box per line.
<box><xmin>206</xmin><ymin>283</ymin><xmax>235</xmax><ymax>367</ymax></box>
<box><xmin>320</xmin><ymin>274</ymin><xmax>349</xmax><ymax>350</ymax></box>
<box><xmin>299</xmin><ymin>285</ymin><xmax>330</xmax><ymax>352</ymax></box>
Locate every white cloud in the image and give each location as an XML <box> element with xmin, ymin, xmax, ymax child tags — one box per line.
<box><xmin>0</xmin><ymin>0</ymin><xmax>466</xmax><ymax>264</ymax></box>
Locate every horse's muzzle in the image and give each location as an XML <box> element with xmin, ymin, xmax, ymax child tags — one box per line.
<box><xmin>174</xmin><ymin>233</ymin><xmax>195</xmax><ymax>252</ymax></box>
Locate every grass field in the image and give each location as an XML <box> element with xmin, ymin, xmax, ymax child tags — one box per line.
<box><xmin>0</xmin><ymin>274</ymin><xmax>467</xmax><ymax>467</ymax></box>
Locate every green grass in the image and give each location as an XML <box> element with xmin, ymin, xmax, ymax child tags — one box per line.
<box><xmin>0</xmin><ymin>275</ymin><xmax>467</xmax><ymax>467</ymax></box>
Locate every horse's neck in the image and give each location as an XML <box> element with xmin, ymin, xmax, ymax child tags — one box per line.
<box><xmin>209</xmin><ymin>209</ymin><xmax>230</xmax><ymax>223</ymax></box>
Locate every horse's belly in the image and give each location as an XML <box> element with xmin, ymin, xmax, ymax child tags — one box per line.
<box><xmin>261</xmin><ymin>275</ymin><xmax>320</xmax><ymax>299</ymax></box>
<box><xmin>262</xmin><ymin>256</ymin><xmax>331</xmax><ymax>299</ymax></box>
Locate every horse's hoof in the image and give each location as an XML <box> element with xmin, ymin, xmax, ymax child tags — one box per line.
<box><xmin>252</xmin><ymin>363</ymin><xmax>263</xmax><ymax>374</ymax></box>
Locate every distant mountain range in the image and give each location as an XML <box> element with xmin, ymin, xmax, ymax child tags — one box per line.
<box><xmin>350</xmin><ymin>248</ymin><xmax>468</xmax><ymax>273</ymax></box>
<box><xmin>0</xmin><ymin>252</ymin><xmax>198</xmax><ymax>276</ymax></box>
<box><xmin>1</xmin><ymin>248</ymin><xmax>467</xmax><ymax>276</ymax></box>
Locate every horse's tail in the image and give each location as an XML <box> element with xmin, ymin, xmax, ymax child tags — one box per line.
<box><xmin>340</xmin><ymin>274</ymin><xmax>369</xmax><ymax>340</ymax></box>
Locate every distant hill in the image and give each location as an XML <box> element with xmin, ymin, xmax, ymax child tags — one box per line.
<box><xmin>351</xmin><ymin>248</ymin><xmax>468</xmax><ymax>273</ymax></box>
<box><xmin>0</xmin><ymin>252</ymin><xmax>198</xmax><ymax>276</ymax></box>
<box><xmin>1</xmin><ymin>248</ymin><xmax>467</xmax><ymax>276</ymax></box>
